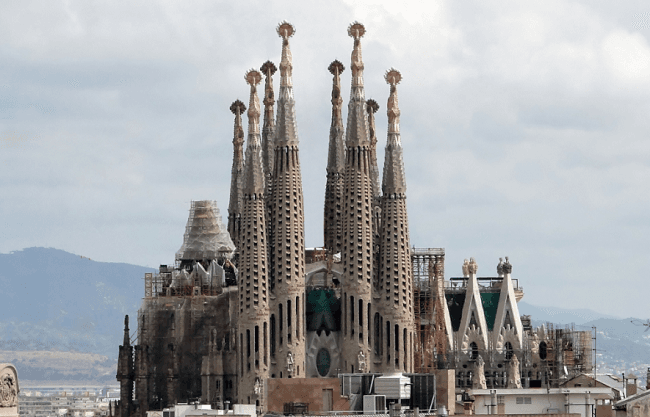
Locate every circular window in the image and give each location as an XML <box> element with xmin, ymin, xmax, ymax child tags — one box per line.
<box><xmin>316</xmin><ymin>348</ymin><xmax>331</xmax><ymax>377</ymax></box>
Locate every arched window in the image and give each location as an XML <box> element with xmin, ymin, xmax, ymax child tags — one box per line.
<box><xmin>539</xmin><ymin>341</ymin><xmax>547</xmax><ymax>360</ymax></box>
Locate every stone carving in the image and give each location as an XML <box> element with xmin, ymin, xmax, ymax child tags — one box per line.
<box><xmin>358</xmin><ymin>350</ymin><xmax>367</xmax><ymax>373</ymax></box>
<box><xmin>462</xmin><ymin>259</ymin><xmax>470</xmax><ymax>277</ymax></box>
<box><xmin>472</xmin><ymin>355</ymin><xmax>487</xmax><ymax>389</ymax></box>
<box><xmin>286</xmin><ymin>351</ymin><xmax>295</xmax><ymax>376</ymax></box>
<box><xmin>507</xmin><ymin>354</ymin><xmax>522</xmax><ymax>388</ymax></box>
<box><xmin>468</xmin><ymin>257</ymin><xmax>478</xmax><ymax>275</ymax></box>
<box><xmin>496</xmin><ymin>258</ymin><xmax>504</xmax><ymax>276</ymax></box>
<box><xmin>0</xmin><ymin>366</ymin><xmax>18</xmax><ymax>408</ymax></box>
<box><xmin>503</xmin><ymin>256</ymin><xmax>512</xmax><ymax>274</ymax></box>
<box><xmin>348</xmin><ymin>22</ymin><xmax>366</xmax><ymax>83</ymax></box>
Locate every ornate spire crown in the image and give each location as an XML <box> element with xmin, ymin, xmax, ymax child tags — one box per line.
<box><xmin>329</xmin><ymin>60</ymin><xmax>345</xmax><ymax>109</ymax></box>
<box><xmin>385</xmin><ymin>68</ymin><xmax>401</xmax><ymax>136</ymax></box>
<box><xmin>245</xmin><ymin>70</ymin><xmax>262</xmax><ymax>137</ymax></box>
<box><xmin>348</xmin><ymin>22</ymin><xmax>365</xmax><ymax>87</ymax></box>
<box><xmin>230</xmin><ymin>99</ymin><xmax>246</xmax><ymax>145</ymax></box>
<box><xmin>277</xmin><ymin>22</ymin><xmax>295</xmax><ymax>87</ymax></box>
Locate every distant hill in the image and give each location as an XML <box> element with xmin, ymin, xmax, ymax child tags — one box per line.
<box><xmin>518</xmin><ymin>301</ymin><xmax>622</xmax><ymax>325</ymax></box>
<box><xmin>1</xmin><ymin>248</ymin><xmax>647</xmax><ymax>384</ymax></box>
<box><xmin>0</xmin><ymin>247</ymin><xmax>151</xmax><ymax>358</ymax></box>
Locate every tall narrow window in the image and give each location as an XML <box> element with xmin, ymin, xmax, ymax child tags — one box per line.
<box><xmin>279</xmin><ymin>304</ymin><xmax>283</xmax><ymax>345</ymax></box>
<box><xmin>296</xmin><ymin>296</ymin><xmax>300</xmax><ymax>340</ymax></box>
<box><xmin>287</xmin><ymin>299</ymin><xmax>292</xmax><ymax>343</ymax></box>
<box><xmin>270</xmin><ymin>315</ymin><xmax>276</xmax><ymax>357</ymax></box>
<box><xmin>263</xmin><ymin>322</ymin><xmax>268</xmax><ymax>365</ymax></box>
<box><xmin>358</xmin><ymin>299</ymin><xmax>363</xmax><ymax>341</ymax></box>
<box><xmin>350</xmin><ymin>296</ymin><xmax>355</xmax><ymax>335</ymax></box>
<box><xmin>368</xmin><ymin>304</ymin><xmax>372</xmax><ymax>345</ymax></box>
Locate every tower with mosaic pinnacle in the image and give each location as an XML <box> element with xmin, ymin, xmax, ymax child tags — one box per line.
<box><xmin>366</xmin><ymin>98</ymin><xmax>382</xmax><ymax>290</ymax></box>
<box><xmin>227</xmin><ymin>99</ymin><xmax>246</xmax><ymax>252</ymax></box>
<box><xmin>340</xmin><ymin>22</ymin><xmax>375</xmax><ymax>373</ymax></box>
<box><xmin>324</xmin><ymin>59</ymin><xmax>345</xmax><ymax>254</ymax></box>
<box><xmin>377</xmin><ymin>69</ymin><xmax>414</xmax><ymax>373</ymax></box>
<box><xmin>268</xmin><ymin>22</ymin><xmax>306</xmax><ymax>379</ymax></box>
<box><xmin>237</xmin><ymin>69</ymin><xmax>270</xmax><ymax>405</ymax></box>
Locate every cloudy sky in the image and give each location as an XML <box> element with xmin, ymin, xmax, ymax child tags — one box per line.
<box><xmin>1</xmin><ymin>0</ymin><xmax>649</xmax><ymax>318</ymax></box>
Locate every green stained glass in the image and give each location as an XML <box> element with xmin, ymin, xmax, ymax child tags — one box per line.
<box><xmin>316</xmin><ymin>348</ymin><xmax>331</xmax><ymax>377</ymax></box>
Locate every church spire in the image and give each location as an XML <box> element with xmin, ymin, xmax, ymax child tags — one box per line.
<box><xmin>346</xmin><ymin>22</ymin><xmax>370</xmax><ymax>148</ymax></box>
<box><xmin>324</xmin><ymin>60</ymin><xmax>345</xmax><ymax>253</ymax></box>
<box><xmin>366</xmin><ymin>99</ymin><xmax>381</xmax><ymax>199</ymax></box>
<box><xmin>275</xmin><ymin>22</ymin><xmax>298</xmax><ymax>147</ymax></box>
<box><xmin>238</xmin><ymin>68</ymin><xmax>270</xmax><ymax>405</ymax></box>
<box><xmin>227</xmin><ymin>99</ymin><xmax>246</xmax><ymax>249</ymax></box>
<box><xmin>243</xmin><ymin>70</ymin><xmax>265</xmax><ymax>196</ymax></box>
<box><xmin>377</xmin><ymin>68</ymin><xmax>415</xmax><ymax>373</ymax></box>
<box><xmin>340</xmin><ymin>22</ymin><xmax>375</xmax><ymax>372</ymax></box>
<box><xmin>381</xmin><ymin>69</ymin><xmax>406</xmax><ymax>195</ymax></box>
<box><xmin>261</xmin><ymin>60</ymin><xmax>277</xmax><ymax>183</ymax></box>
<box><xmin>268</xmin><ymin>21</ymin><xmax>306</xmax><ymax>380</ymax></box>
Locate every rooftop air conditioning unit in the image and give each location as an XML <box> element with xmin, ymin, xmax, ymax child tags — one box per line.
<box><xmin>364</xmin><ymin>395</ymin><xmax>387</xmax><ymax>414</ymax></box>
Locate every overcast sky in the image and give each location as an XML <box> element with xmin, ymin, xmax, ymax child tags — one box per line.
<box><xmin>1</xmin><ymin>0</ymin><xmax>649</xmax><ymax>318</ymax></box>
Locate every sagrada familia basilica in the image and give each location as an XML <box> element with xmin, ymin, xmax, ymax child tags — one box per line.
<box><xmin>115</xmin><ymin>21</ymin><xmax>593</xmax><ymax>417</ymax></box>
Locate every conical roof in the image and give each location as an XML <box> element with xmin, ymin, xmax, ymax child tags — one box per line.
<box><xmin>176</xmin><ymin>200</ymin><xmax>235</xmax><ymax>261</ymax></box>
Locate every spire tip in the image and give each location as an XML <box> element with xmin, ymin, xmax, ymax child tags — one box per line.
<box><xmin>230</xmin><ymin>99</ymin><xmax>246</xmax><ymax>114</ymax></box>
<box><xmin>366</xmin><ymin>99</ymin><xmax>379</xmax><ymax>113</ymax></box>
<box><xmin>245</xmin><ymin>69</ymin><xmax>262</xmax><ymax>86</ymax></box>
<box><xmin>348</xmin><ymin>22</ymin><xmax>366</xmax><ymax>39</ymax></box>
<box><xmin>385</xmin><ymin>68</ymin><xmax>402</xmax><ymax>85</ymax></box>
<box><xmin>260</xmin><ymin>60</ymin><xmax>277</xmax><ymax>75</ymax></box>
<box><xmin>277</xmin><ymin>21</ymin><xmax>295</xmax><ymax>40</ymax></box>
<box><xmin>328</xmin><ymin>60</ymin><xmax>345</xmax><ymax>75</ymax></box>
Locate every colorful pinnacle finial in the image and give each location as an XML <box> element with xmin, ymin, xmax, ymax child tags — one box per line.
<box><xmin>385</xmin><ymin>68</ymin><xmax>401</xmax><ymax>133</ymax></box>
<box><xmin>277</xmin><ymin>21</ymin><xmax>295</xmax><ymax>87</ymax></box>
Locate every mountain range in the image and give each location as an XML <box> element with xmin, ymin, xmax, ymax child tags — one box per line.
<box><xmin>0</xmin><ymin>247</ymin><xmax>647</xmax><ymax>384</ymax></box>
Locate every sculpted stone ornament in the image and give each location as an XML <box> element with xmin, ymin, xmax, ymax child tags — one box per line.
<box><xmin>468</xmin><ymin>257</ymin><xmax>478</xmax><ymax>275</ymax></box>
<box><xmin>0</xmin><ymin>364</ymin><xmax>18</xmax><ymax>409</ymax></box>
<box><xmin>507</xmin><ymin>354</ymin><xmax>522</xmax><ymax>389</ymax></box>
<box><xmin>286</xmin><ymin>351</ymin><xmax>295</xmax><ymax>376</ymax></box>
<box><xmin>357</xmin><ymin>350</ymin><xmax>367</xmax><ymax>373</ymax></box>
<box><xmin>348</xmin><ymin>22</ymin><xmax>366</xmax><ymax>86</ymax></box>
<box><xmin>472</xmin><ymin>355</ymin><xmax>487</xmax><ymax>389</ymax></box>
<box><xmin>496</xmin><ymin>258</ymin><xmax>504</xmax><ymax>276</ymax></box>
<box><xmin>503</xmin><ymin>256</ymin><xmax>512</xmax><ymax>274</ymax></box>
<box><xmin>462</xmin><ymin>259</ymin><xmax>470</xmax><ymax>277</ymax></box>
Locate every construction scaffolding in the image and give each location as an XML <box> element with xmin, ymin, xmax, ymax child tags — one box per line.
<box><xmin>413</xmin><ymin>248</ymin><xmax>445</xmax><ymax>373</ymax></box>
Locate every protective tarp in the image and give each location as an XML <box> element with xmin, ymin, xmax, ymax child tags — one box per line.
<box><xmin>175</xmin><ymin>200</ymin><xmax>235</xmax><ymax>261</ymax></box>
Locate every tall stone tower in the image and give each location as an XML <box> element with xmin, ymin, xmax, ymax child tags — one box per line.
<box><xmin>323</xmin><ymin>60</ymin><xmax>346</xmax><ymax>254</ymax></box>
<box><xmin>237</xmin><ymin>69</ymin><xmax>270</xmax><ymax>406</ymax></box>
<box><xmin>378</xmin><ymin>69</ymin><xmax>415</xmax><ymax>373</ymax></box>
<box><xmin>268</xmin><ymin>22</ymin><xmax>306</xmax><ymax>378</ymax></box>
<box><xmin>340</xmin><ymin>22</ymin><xmax>374</xmax><ymax>373</ymax></box>
<box><xmin>227</xmin><ymin>100</ymin><xmax>246</xmax><ymax>251</ymax></box>
<box><xmin>366</xmin><ymin>98</ymin><xmax>382</xmax><ymax>290</ymax></box>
